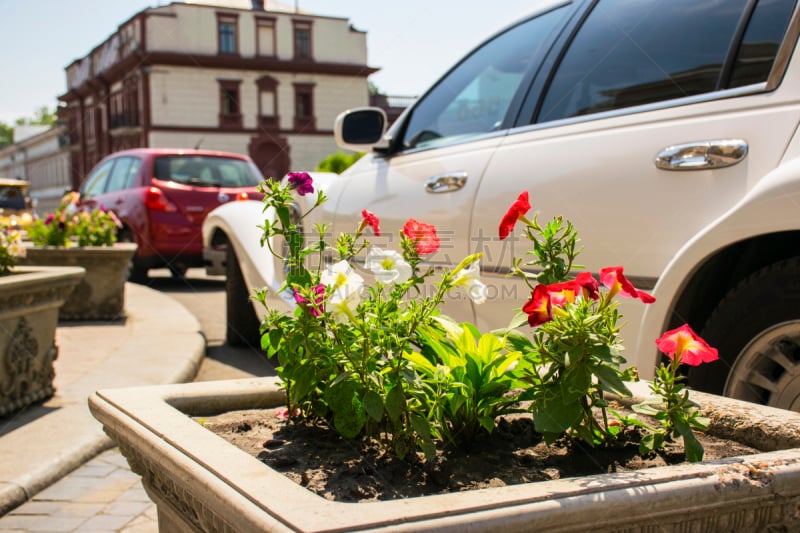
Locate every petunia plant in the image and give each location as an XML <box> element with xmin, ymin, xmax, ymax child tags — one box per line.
<box><xmin>27</xmin><ymin>192</ymin><xmax>121</xmax><ymax>247</ymax></box>
<box><xmin>497</xmin><ymin>190</ymin><xmax>717</xmax><ymax>461</ymax></box>
<box><xmin>630</xmin><ymin>324</ymin><xmax>719</xmax><ymax>461</ymax></box>
<box><xmin>255</xmin><ymin>173</ymin><xmax>491</xmax><ymax>458</ymax></box>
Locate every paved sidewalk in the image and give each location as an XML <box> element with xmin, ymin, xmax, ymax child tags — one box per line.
<box><xmin>0</xmin><ymin>282</ymin><xmax>206</xmax><ymax>531</ymax></box>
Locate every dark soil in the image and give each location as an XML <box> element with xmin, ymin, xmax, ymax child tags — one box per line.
<box><xmin>198</xmin><ymin>406</ymin><xmax>759</xmax><ymax>503</ymax></box>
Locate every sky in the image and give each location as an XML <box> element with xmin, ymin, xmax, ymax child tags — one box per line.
<box><xmin>0</xmin><ymin>0</ymin><xmax>542</xmax><ymax>126</ymax></box>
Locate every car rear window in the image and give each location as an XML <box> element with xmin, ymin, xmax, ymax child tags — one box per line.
<box><xmin>153</xmin><ymin>156</ymin><xmax>262</xmax><ymax>188</ymax></box>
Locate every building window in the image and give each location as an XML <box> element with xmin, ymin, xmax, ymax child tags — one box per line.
<box><xmin>293</xmin><ymin>20</ymin><xmax>313</xmax><ymax>60</ymax></box>
<box><xmin>217</xmin><ymin>14</ymin><xmax>239</xmax><ymax>55</ymax></box>
<box><xmin>256</xmin><ymin>17</ymin><xmax>276</xmax><ymax>56</ymax></box>
<box><xmin>218</xmin><ymin>79</ymin><xmax>242</xmax><ymax>129</ymax></box>
<box><xmin>293</xmin><ymin>83</ymin><xmax>315</xmax><ymax>131</ymax></box>
<box><xmin>256</xmin><ymin>75</ymin><xmax>279</xmax><ymax>130</ymax></box>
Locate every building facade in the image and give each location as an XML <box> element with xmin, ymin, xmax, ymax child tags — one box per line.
<box><xmin>0</xmin><ymin>126</ymin><xmax>72</xmax><ymax>214</ymax></box>
<box><xmin>59</xmin><ymin>0</ymin><xmax>377</xmax><ymax>186</ymax></box>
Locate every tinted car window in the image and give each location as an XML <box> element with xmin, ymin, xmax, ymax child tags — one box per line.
<box><xmin>728</xmin><ymin>0</ymin><xmax>797</xmax><ymax>88</ymax></box>
<box><xmin>81</xmin><ymin>159</ymin><xmax>114</xmax><ymax>198</ymax></box>
<box><xmin>538</xmin><ymin>0</ymin><xmax>750</xmax><ymax>122</ymax></box>
<box><xmin>0</xmin><ymin>185</ymin><xmax>26</xmax><ymax>209</ymax></box>
<box><xmin>401</xmin><ymin>6</ymin><xmax>569</xmax><ymax>150</ymax></box>
<box><xmin>105</xmin><ymin>157</ymin><xmax>141</xmax><ymax>192</ymax></box>
<box><xmin>153</xmin><ymin>156</ymin><xmax>262</xmax><ymax>188</ymax></box>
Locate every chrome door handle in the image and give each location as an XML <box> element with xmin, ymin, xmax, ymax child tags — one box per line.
<box><xmin>655</xmin><ymin>139</ymin><xmax>748</xmax><ymax>170</ymax></box>
<box><xmin>425</xmin><ymin>172</ymin><xmax>468</xmax><ymax>193</ymax></box>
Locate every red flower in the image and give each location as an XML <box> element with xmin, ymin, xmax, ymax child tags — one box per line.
<box><xmin>575</xmin><ymin>271</ymin><xmax>600</xmax><ymax>300</ymax></box>
<box><xmin>287</xmin><ymin>172</ymin><xmax>314</xmax><ymax>195</ymax></box>
<box><xmin>292</xmin><ymin>284</ymin><xmax>325</xmax><ymax>317</ymax></box>
<box><xmin>599</xmin><ymin>266</ymin><xmax>655</xmax><ymax>303</ymax></box>
<box><xmin>499</xmin><ymin>191</ymin><xmax>531</xmax><ymax>240</ymax></box>
<box><xmin>522</xmin><ymin>284</ymin><xmax>552</xmax><ymax>327</ymax></box>
<box><xmin>546</xmin><ymin>280</ymin><xmax>578</xmax><ymax>307</ymax></box>
<box><xmin>656</xmin><ymin>324</ymin><xmax>719</xmax><ymax>366</ymax></box>
<box><xmin>360</xmin><ymin>209</ymin><xmax>381</xmax><ymax>236</ymax></box>
<box><xmin>403</xmin><ymin>218</ymin><xmax>440</xmax><ymax>255</ymax></box>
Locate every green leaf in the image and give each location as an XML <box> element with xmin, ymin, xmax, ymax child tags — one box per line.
<box><xmin>532</xmin><ymin>395</ymin><xmax>582</xmax><ymax>434</ymax></box>
<box><xmin>363</xmin><ymin>390</ymin><xmax>383</xmax><ymax>422</ymax></box>
<box><xmin>385</xmin><ymin>385</ymin><xmax>405</xmax><ymax>421</ymax></box>
<box><xmin>594</xmin><ymin>364</ymin><xmax>633</xmax><ymax>397</ymax></box>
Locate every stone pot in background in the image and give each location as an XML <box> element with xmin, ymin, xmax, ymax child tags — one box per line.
<box><xmin>89</xmin><ymin>376</ymin><xmax>800</xmax><ymax>533</ymax></box>
<box><xmin>18</xmin><ymin>243</ymin><xmax>136</xmax><ymax>320</ymax></box>
<box><xmin>0</xmin><ymin>266</ymin><xmax>85</xmax><ymax>417</ymax></box>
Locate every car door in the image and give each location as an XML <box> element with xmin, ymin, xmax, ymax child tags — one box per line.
<box><xmin>471</xmin><ymin>0</ymin><xmax>800</xmax><ymax>331</ymax></box>
<box><xmin>329</xmin><ymin>2</ymin><xmax>576</xmax><ymax>322</ymax></box>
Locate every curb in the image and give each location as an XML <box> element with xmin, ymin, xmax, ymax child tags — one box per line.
<box><xmin>0</xmin><ymin>282</ymin><xmax>206</xmax><ymax>515</ymax></box>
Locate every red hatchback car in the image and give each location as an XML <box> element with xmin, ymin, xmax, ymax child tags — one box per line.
<box><xmin>79</xmin><ymin>148</ymin><xmax>265</xmax><ymax>281</ymax></box>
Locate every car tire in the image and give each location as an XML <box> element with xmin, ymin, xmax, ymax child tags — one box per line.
<box><xmin>225</xmin><ymin>242</ymin><xmax>262</xmax><ymax>347</ymax></box>
<box><xmin>690</xmin><ymin>258</ymin><xmax>800</xmax><ymax>411</ymax></box>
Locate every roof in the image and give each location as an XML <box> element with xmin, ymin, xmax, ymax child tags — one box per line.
<box><xmin>0</xmin><ymin>178</ymin><xmax>29</xmax><ymax>188</ymax></box>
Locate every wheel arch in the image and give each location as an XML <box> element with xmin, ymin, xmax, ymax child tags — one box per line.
<box><xmin>634</xmin><ymin>158</ymin><xmax>800</xmax><ymax>381</ymax></box>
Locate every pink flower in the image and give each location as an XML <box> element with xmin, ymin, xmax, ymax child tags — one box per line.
<box><xmin>292</xmin><ymin>284</ymin><xmax>325</xmax><ymax>317</ymax></box>
<box><xmin>403</xmin><ymin>218</ymin><xmax>440</xmax><ymax>255</ymax></box>
<box><xmin>656</xmin><ymin>324</ymin><xmax>719</xmax><ymax>366</ymax></box>
<box><xmin>287</xmin><ymin>172</ymin><xmax>314</xmax><ymax>195</ymax></box>
<box><xmin>599</xmin><ymin>266</ymin><xmax>655</xmax><ymax>303</ymax></box>
<box><xmin>360</xmin><ymin>209</ymin><xmax>381</xmax><ymax>236</ymax></box>
<box><xmin>499</xmin><ymin>191</ymin><xmax>531</xmax><ymax>240</ymax></box>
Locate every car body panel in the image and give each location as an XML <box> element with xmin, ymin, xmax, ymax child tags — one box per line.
<box><xmin>204</xmin><ymin>0</ymin><xmax>800</xmax><ymax>405</ymax></box>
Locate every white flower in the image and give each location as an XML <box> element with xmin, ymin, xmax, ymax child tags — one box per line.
<box><xmin>320</xmin><ymin>260</ymin><xmax>364</xmax><ymax>322</ymax></box>
<box><xmin>453</xmin><ymin>260</ymin><xmax>488</xmax><ymax>304</ymax></box>
<box><xmin>365</xmin><ymin>247</ymin><xmax>412</xmax><ymax>284</ymax></box>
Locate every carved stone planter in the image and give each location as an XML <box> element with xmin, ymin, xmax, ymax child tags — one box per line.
<box><xmin>18</xmin><ymin>243</ymin><xmax>136</xmax><ymax>320</ymax></box>
<box><xmin>89</xmin><ymin>377</ymin><xmax>800</xmax><ymax>533</ymax></box>
<box><xmin>1</xmin><ymin>266</ymin><xmax>85</xmax><ymax>417</ymax></box>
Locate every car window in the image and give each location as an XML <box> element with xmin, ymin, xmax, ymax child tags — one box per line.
<box><xmin>153</xmin><ymin>156</ymin><xmax>262</xmax><ymax>188</ymax></box>
<box><xmin>728</xmin><ymin>0</ymin><xmax>797</xmax><ymax>88</ymax></box>
<box><xmin>105</xmin><ymin>157</ymin><xmax>141</xmax><ymax>192</ymax></box>
<box><xmin>538</xmin><ymin>0</ymin><xmax>751</xmax><ymax>122</ymax></box>
<box><xmin>81</xmin><ymin>159</ymin><xmax>115</xmax><ymax>198</ymax></box>
<box><xmin>0</xmin><ymin>185</ymin><xmax>26</xmax><ymax>209</ymax></box>
<box><xmin>400</xmin><ymin>5</ymin><xmax>570</xmax><ymax>150</ymax></box>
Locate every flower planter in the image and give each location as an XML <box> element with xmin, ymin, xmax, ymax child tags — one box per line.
<box><xmin>89</xmin><ymin>377</ymin><xmax>800</xmax><ymax>533</ymax></box>
<box><xmin>17</xmin><ymin>243</ymin><xmax>137</xmax><ymax>320</ymax></box>
<box><xmin>1</xmin><ymin>266</ymin><xmax>85</xmax><ymax>417</ymax></box>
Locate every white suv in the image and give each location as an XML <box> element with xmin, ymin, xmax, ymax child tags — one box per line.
<box><xmin>204</xmin><ymin>0</ymin><xmax>800</xmax><ymax>411</ymax></box>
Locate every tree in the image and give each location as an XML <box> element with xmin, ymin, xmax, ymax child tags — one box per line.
<box><xmin>0</xmin><ymin>122</ymin><xmax>12</xmax><ymax>148</ymax></box>
<box><xmin>16</xmin><ymin>106</ymin><xmax>56</xmax><ymax>127</ymax></box>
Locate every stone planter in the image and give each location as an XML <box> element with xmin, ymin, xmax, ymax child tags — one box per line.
<box><xmin>1</xmin><ymin>266</ymin><xmax>85</xmax><ymax>417</ymax></box>
<box><xmin>89</xmin><ymin>376</ymin><xmax>800</xmax><ymax>532</ymax></box>
<box><xmin>17</xmin><ymin>243</ymin><xmax>137</xmax><ymax>320</ymax></box>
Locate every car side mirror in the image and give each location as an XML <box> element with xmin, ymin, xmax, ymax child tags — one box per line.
<box><xmin>334</xmin><ymin>107</ymin><xmax>388</xmax><ymax>153</ymax></box>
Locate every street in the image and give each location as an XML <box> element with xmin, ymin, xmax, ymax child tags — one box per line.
<box><xmin>142</xmin><ymin>268</ymin><xmax>276</xmax><ymax>382</ymax></box>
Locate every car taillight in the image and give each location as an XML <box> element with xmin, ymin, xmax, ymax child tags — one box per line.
<box><xmin>144</xmin><ymin>186</ymin><xmax>178</xmax><ymax>212</ymax></box>
<box><xmin>236</xmin><ymin>192</ymin><xmax>249</xmax><ymax>201</ymax></box>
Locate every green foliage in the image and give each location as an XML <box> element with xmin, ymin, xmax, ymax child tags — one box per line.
<box><xmin>632</xmin><ymin>359</ymin><xmax>709</xmax><ymax>462</ymax></box>
<box><xmin>255</xmin><ymin>177</ymin><xmax>488</xmax><ymax>459</ymax></box>
<box><xmin>315</xmin><ymin>152</ymin><xmax>364</xmax><ymax>174</ymax></box>
<box><xmin>27</xmin><ymin>192</ymin><xmax>120</xmax><ymax>247</ymax></box>
<box><xmin>407</xmin><ymin>318</ymin><xmax>523</xmax><ymax>445</ymax></box>
<box><xmin>0</xmin><ymin>123</ymin><xmax>12</xmax><ymax>149</ymax></box>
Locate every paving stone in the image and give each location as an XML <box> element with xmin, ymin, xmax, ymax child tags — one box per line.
<box><xmin>78</xmin><ymin>512</ymin><xmax>138</xmax><ymax>530</ymax></box>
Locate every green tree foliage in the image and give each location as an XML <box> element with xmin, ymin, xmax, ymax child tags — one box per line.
<box><xmin>0</xmin><ymin>123</ymin><xmax>12</xmax><ymax>148</ymax></box>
